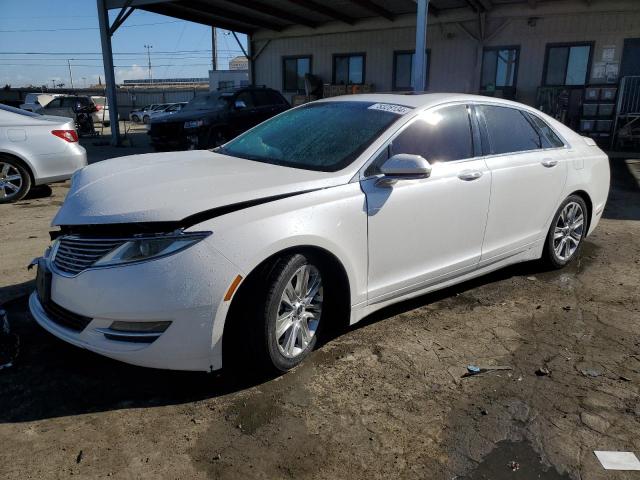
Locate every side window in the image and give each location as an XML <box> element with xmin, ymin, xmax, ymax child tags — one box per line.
<box><xmin>46</xmin><ymin>98</ymin><xmax>62</xmax><ymax>108</ymax></box>
<box><xmin>61</xmin><ymin>97</ymin><xmax>78</xmax><ymax>108</ymax></box>
<box><xmin>478</xmin><ymin>105</ymin><xmax>541</xmax><ymax>154</ymax></box>
<box><xmin>235</xmin><ymin>91</ymin><xmax>255</xmax><ymax>108</ymax></box>
<box><xmin>527</xmin><ymin>113</ymin><xmax>565</xmax><ymax>148</ymax></box>
<box><xmin>390</xmin><ymin>105</ymin><xmax>474</xmax><ymax>163</ymax></box>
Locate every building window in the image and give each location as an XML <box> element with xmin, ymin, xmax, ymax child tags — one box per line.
<box><xmin>481</xmin><ymin>47</ymin><xmax>519</xmax><ymax>92</ymax></box>
<box><xmin>282</xmin><ymin>56</ymin><xmax>311</xmax><ymax>92</ymax></box>
<box><xmin>543</xmin><ymin>43</ymin><xmax>593</xmax><ymax>86</ymax></box>
<box><xmin>333</xmin><ymin>53</ymin><xmax>365</xmax><ymax>85</ymax></box>
<box><xmin>392</xmin><ymin>50</ymin><xmax>430</xmax><ymax>91</ymax></box>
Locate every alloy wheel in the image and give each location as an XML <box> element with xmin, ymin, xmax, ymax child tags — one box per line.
<box><xmin>275</xmin><ymin>264</ymin><xmax>323</xmax><ymax>359</ymax></box>
<box><xmin>0</xmin><ymin>162</ymin><xmax>24</xmax><ymax>201</ymax></box>
<box><xmin>553</xmin><ymin>201</ymin><xmax>584</xmax><ymax>261</ymax></box>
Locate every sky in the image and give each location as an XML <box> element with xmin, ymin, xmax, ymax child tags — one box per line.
<box><xmin>0</xmin><ymin>0</ymin><xmax>248</xmax><ymax>88</ymax></box>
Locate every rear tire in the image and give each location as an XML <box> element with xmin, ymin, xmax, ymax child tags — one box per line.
<box><xmin>0</xmin><ymin>156</ymin><xmax>31</xmax><ymax>204</ymax></box>
<box><xmin>543</xmin><ymin>195</ymin><xmax>588</xmax><ymax>268</ymax></box>
<box><xmin>131</xmin><ymin>114</ymin><xmax>140</xmax><ymax>123</ymax></box>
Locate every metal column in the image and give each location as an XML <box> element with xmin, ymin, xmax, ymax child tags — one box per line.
<box><xmin>97</xmin><ymin>0</ymin><xmax>120</xmax><ymax>146</ymax></box>
<box><xmin>413</xmin><ymin>0</ymin><xmax>429</xmax><ymax>92</ymax></box>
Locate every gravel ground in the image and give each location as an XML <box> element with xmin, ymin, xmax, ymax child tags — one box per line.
<box><xmin>0</xmin><ymin>148</ymin><xmax>638</xmax><ymax>480</ymax></box>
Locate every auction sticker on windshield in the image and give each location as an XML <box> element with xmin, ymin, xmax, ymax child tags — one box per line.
<box><xmin>368</xmin><ymin>103</ymin><xmax>413</xmax><ymax>115</ymax></box>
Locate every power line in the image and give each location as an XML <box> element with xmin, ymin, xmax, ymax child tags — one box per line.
<box><xmin>0</xmin><ymin>20</ymin><xmax>184</xmax><ymax>33</ymax></box>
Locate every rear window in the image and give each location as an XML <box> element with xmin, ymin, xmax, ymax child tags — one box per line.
<box><xmin>527</xmin><ymin>113</ymin><xmax>565</xmax><ymax>148</ymax></box>
<box><xmin>0</xmin><ymin>103</ymin><xmax>41</xmax><ymax>117</ymax></box>
<box><xmin>92</xmin><ymin>97</ymin><xmax>106</xmax><ymax>106</ymax></box>
<box><xmin>479</xmin><ymin>105</ymin><xmax>542</xmax><ymax>155</ymax></box>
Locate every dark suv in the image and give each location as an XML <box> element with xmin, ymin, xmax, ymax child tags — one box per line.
<box><xmin>148</xmin><ymin>86</ymin><xmax>290</xmax><ymax>151</ymax></box>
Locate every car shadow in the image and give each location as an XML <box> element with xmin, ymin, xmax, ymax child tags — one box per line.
<box><xmin>0</xmin><ymin>251</ymin><xmax>588</xmax><ymax>425</ymax></box>
<box><xmin>603</xmin><ymin>156</ymin><xmax>640</xmax><ymax>221</ymax></box>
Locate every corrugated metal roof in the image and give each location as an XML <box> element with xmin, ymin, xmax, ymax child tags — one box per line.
<box><xmin>129</xmin><ymin>0</ymin><xmax>562</xmax><ymax>33</ymax></box>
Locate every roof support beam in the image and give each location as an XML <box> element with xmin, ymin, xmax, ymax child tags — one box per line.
<box><xmin>347</xmin><ymin>0</ymin><xmax>395</xmax><ymax>21</ymax></box>
<box><xmin>109</xmin><ymin>2</ymin><xmax>135</xmax><ymax>36</ymax></box>
<box><xmin>219</xmin><ymin>0</ymin><xmax>318</xmax><ymax>28</ymax></box>
<box><xmin>179</xmin><ymin>1</ymin><xmax>286</xmax><ymax>31</ymax></box>
<box><xmin>413</xmin><ymin>0</ymin><xmax>429</xmax><ymax>91</ymax></box>
<box><xmin>285</xmin><ymin>0</ymin><xmax>356</xmax><ymax>25</ymax></box>
<box><xmin>97</xmin><ymin>0</ymin><xmax>120</xmax><ymax>146</ymax></box>
<box><xmin>142</xmin><ymin>3</ymin><xmax>255</xmax><ymax>33</ymax></box>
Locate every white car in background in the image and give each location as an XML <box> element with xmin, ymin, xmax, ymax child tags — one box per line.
<box><xmin>30</xmin><ymin>94</ymin><xmax>609</xmax><ymax>374</ymax></box>
<box><xmin>146</xmin><ymin>102</ymin><xmax>187</xmax><ymax>123</ymax></box>
<box><xmin>129</xmin><ymin>104</ymin><xmax>163</xmax><ymax>123</ymax></box>
<box><xmin>19</xmin><ymin>93</ymin><xmax>63</xmax><ymax>112</ymax></box>
<box><xmin>0</xmin><ymin>104</ymin><xmax>86</xmax><ymax>203</ymax></box>
<box><xmin>90</xmin><ymin>96</ymin><xmax>118</xmax><ymax>127</ymax></box>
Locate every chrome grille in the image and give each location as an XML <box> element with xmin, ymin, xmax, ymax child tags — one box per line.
<box><xmin>53</xmin><ymin>237</ymin><xmax>125</xmax><ymax>275</ymax></box>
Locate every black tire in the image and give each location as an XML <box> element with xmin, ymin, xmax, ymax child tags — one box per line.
<box><xmin>0</xmin><ymin>156</ymin><xmax>31</xmax><ymax>204</ymax></box>
<box><xmin>131</xmin><ymin>114</ymin><xmax>139</xmax><ymax>123</ymax></box>
<box><xmin>543</xmin><ymin>195</ymin><xmax>588</xmax><ymax>269</ymax></box>
<box><xmin>230</xmin><ymin>253</ymin><xmax>328</xmax><ymax>374</ymax></box>
<box><xmin>143</xmin><ymin>115</ymin><xmax>150</xmax><ymax>124</ymax></box>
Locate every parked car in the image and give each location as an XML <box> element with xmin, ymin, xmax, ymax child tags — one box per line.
<box><xmin>36</xmin><ymin>95</ymin><xmax>95</xmax><ymax>121</ymax></box>
<box><xmin>148</xmin><ymin>86</ymin><xmax>290</xmax><ymax>151</ymax></box>
<box><xmin>19</xmin><ymin>93</ymin><xmax>62</xmax><ymax>112</ymax></box>
<box><xmin>90</xmin><ymin>96</ymin><xmax>118</xmax><ymax>127</ymax></box>
<box><xmin>30</xmin><ymin>94</ymin><xmax>609</xmax><ymax>374</ymax></box>
<box><xmin>0</xmin><ymin>104</ymin><xmax>86</xmax><ymax>203</ymax></box>
<box><xmin>129</xmin><ymin>104</ymin><xmax>162</xmax><ymax>123</ymax></box>
<box><xmin>146</xmin><ymin>102</ymin><xmax>187</xmax><ymax>123</ymax></box>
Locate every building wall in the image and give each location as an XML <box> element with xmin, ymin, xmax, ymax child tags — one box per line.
<box><xmin>252</xmin><ymin>0</ymin><xmax>640</xmax><ymax>106</ymax></box>
<box><xmin>209</xmin><ymin>69</ymin><xmax>250</xmax><ymax>91</ymax></box>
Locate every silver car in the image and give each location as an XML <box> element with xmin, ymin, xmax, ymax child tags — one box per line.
<box><xmin>0</xmin><ymin>104</ymin><xmax>87</xmax><ymax>203</ymax></box>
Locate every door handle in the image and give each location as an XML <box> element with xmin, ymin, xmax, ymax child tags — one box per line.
<box><xmin>458</xmin><ymin>170</ymin><xmax>483</xmax><ymax>181</ymax></box>
<box><xmin>541</xmin><ymin>159</ymin><xmax>558</xmax><ymax>168</ymax></box>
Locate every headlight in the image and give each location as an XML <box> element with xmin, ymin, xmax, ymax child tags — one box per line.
<box><xmin>184</xmin><ymin>119</ymin><xmax>206</xmax><ymax>129</ymax></box>
<box><xmin>93</xmin><ymin>232</ymin><xmax>210</xmax><ymax>267</ymax></box>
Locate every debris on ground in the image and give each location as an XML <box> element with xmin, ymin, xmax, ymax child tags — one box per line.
<box><xmin>507</xmin><ymin>460</ymin><xmax>521</xmax><ymax>471</ymax></box>
<box><xmin>581</xmin><ymin>368</ymin><xmax>601</xmax><ymax>378</ymax></box>
<box><xmin>535</xmin><ymin>367</ymin><xmax>551</xmax><ymax>376</ymax></box>
<box><xmin>619</xmin><ymin>376</ymin><xmax>632</xmax><ymax>382</ymax></box>
<box><xmin>76</xmin><ymin>450</ymin><xmax>83</xmax><ymax>464</ymax></box>
<box><xmin>0</xmin><ymin>309</ymin><xmax>20</xmax><ymax>371</ymax></box>
<box><xmin>526</xmin><ymin>276</ymin><xmax>537</xmax><ymax>281</ymax></box>
<box><xmin>562</xmin><ymin>305</ymin><xmax>572</xmax><ymax>311</ymax></box>
<box><xmin>594</xmin><ymin>451</ymin><xmax>640</xmax><ymax>471</ymax></box>
<box><xmin>462</xmin><ymin>365</ymin><xmax>513</xmax><ymax>378</ymax></box>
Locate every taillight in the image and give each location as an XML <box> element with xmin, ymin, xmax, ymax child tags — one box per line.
<box><xmin>52</xmin><ymin>130</ymin><xmax>79</xmax><ymax>143</ymax></box>
<box><xmin>95</xmin><ymin>105</ymin><xmax>103</xmax><ymax>111</ymax></box>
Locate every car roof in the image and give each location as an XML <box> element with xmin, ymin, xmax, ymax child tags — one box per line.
<box><xmin>316</xmin><ymin>92</ymin><xmax>537</xmax><ymax>111</ymax></box>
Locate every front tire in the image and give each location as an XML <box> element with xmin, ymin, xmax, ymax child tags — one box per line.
<box><xmin>131</xmin><ymin>114</ymin><xmax>140</xmax><ymax>123</ymax></box>
<box><xmin>0</xmin><ymin>157</ymin><xmax>31</xmax><ymax>203</ymax></box>
<box><xmin>543</xmin><ymin>195</ymin><xmax>588</xmax><ymax>268</ymax></box>
<box><xmin>239</xmin><ymin>254</ymin><xmax>325</xmax><ymax>373</ymax></box>
<box><xmin>143</xmin><ymin>115</ymin><xmax>150</xmax><ymax>124</ymax></box>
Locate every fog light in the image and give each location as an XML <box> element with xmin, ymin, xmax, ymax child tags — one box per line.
<box><xmin>96</xmin><ymin>321</ymin><xmax>171</xmax><ymax>343</ymax></box>
<box><xmin>109</xmin><ymin>321</ymin><xmax>171</xmax><ymax>333</ymax></box>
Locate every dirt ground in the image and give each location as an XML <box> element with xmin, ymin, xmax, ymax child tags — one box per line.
<box><xmin>0</xmin><ymin>144</ymin><xmax>639</xmax><ymax>479</ymax></box>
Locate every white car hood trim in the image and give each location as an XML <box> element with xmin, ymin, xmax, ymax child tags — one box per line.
<box><xmin>53</xmin><ymin>150</ymin><xmax>348</xmax><ymax>226</ymax></box>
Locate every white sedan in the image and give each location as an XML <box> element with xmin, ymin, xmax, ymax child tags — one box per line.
<box><xmin>29</xmin><ymin>94</ymin><xmax>609</xmax><ymax>373</ymax></box>
<box><xmin>0</xmin><ymin>104</ymin><xmax>87</xmax><ymax>203</ymax></box>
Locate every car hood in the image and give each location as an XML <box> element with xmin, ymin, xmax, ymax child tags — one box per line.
<box><xmin>53</xmin><ymin>150</ymin><xmax>347</xmax><ymax>227</ymax></box>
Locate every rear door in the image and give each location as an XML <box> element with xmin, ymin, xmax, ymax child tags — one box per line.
<box><xmin>229</xmin><ymin>90</ymin><xmax>259</xmax><ymax>136</ymax></box>
<box><xmin>476</xmin><ymin>104</ymin><xmax>569</xmax><ymax>263</ymax></box>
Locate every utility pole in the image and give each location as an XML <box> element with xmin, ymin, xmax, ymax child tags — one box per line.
<box><xmin>51</xmin><ymin>79</ymin><xmax>55</xmax><ymax>89</ymax></box>
<box><xmin>144</xmin><ymin>44</ymin><xmax>153</xmax><ymax>85</ymax></box>
<box><xmin>67</xmin><ymin>59</ymin><xmax>75</xmax><ymax>90</ymax></box>
<box><xmin>211</xmin><ymin>27</ymin><xmax>217</xmax><ymax>71</ymax></box>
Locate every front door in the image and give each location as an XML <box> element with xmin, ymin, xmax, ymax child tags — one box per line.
<box><xmin>362</xmin><ymin>104</ymin><xmax>491</xmax><ymax>302</ymax></box>
<box><xmin>476</xmin><ymin>104</ymin><xmax>568</xmax><ymax>263</ymax></box>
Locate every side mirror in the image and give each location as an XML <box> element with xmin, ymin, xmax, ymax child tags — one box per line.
<box><xmin>234</xmin><ymin>100</ymin><xmax>247</xmax><ymax>109</ymax></box>
<box><xmin>377</xmin><ymin>153</ymin><xmax>431</xmax><ymax>187</ymax></box>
